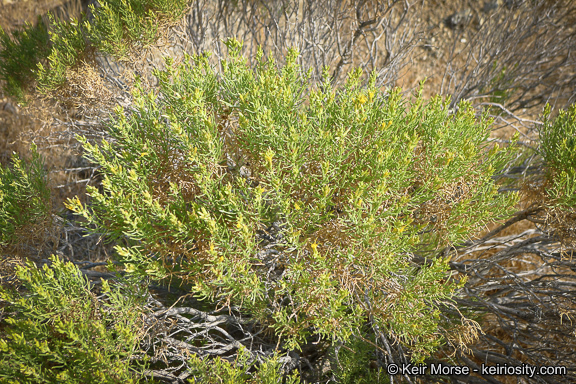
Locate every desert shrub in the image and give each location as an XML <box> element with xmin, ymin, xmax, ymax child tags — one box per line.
<box><xmin>86</xmin><ymin>0</ymin><xmax>188</xmax><ymax>60</ymax></box>
<box><xmin>0</xmin><ymin>144</ymin><xmax>51</xmax><ymax>246</ymax></box>
<box><xmin>329</xmin><ymin>334</ymin><xmax>388</xmax><ymax>384</ymax></box>
<box><xmin>66</xmin><ymin>39</ymin><xmax>517</xmax><ymax>364</ymax></box>
<box><xmin>0</xmin><ymin>0</ymin><xmax>190</xmax><ymax>96</ymax></box>
<box><xmin>0</xmin><ymin>255</ymin><xmax>146</xmax><ymax>383</ymax></box>
<box><xmin>36</xmin><ymin>13</ymin><xmax>87</xmax><ymax>93</ymax></box>
<box><xmin>434</xmin><ymin>103</ymin><xmax>576</xmax><ymax>383</ymax></box>
<box><xmin>538</xmin><ymin>103</ymin><xmax>576</xmax><ymax>207</ymax></box>
<box><xmin>0</xmin><ymin>17</ymin><xmax>50</xmax><ymax>101</ymax></box>
<box><xmin>3</xmin><ymin>1</ymin><xmax>576</xmax><ymax>382</ymax></box>
<box><xmin>520</xmin><ymin>102</ymin><xmax>576</xmax><ymax>249</ymax></box>
<box><xmin>187</xmin><ymin>348</ymin><xmax>301</xmax><ymax>384</ymax></box>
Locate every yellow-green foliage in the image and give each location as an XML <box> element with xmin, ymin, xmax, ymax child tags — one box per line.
<box><xmin>86</xmin><ymin>0</ymin><xmax>188</xmax><ymax>60</ymax></box>
<box><xmin>539</xmin><ymin>103</ymin><xmax>576</xmax><ymax>206</ymax></box>
<box><xmin>1</xmin><ymin>0</ymin><xmax>190</xmax><ymax>96</ymax></box>
<box><xmin>329</xmin><ymin>335</ymin><xmax>389</xmax><ymax>384</ymax></box>
<box><xmin>0</xmin><ymin>256</ymin><xmax>145</xmax><ymax>384</ymax></box>
<box><xmin>0</xmin><ymin>144</ymin><xmax>51</xmax><ymax>246</ymax></box>
<box><xmin>36</xmin><ymin>14</ymin><xmax>86</xmax><ymax>93</ymax></box>
<box><xmin>67</xmin><ymin>39</ymin><xmax>517</xmax><ymax>361</ymax></box>
<box><xmin>187</xmin><ymin>348</ymin><xmax>301</xmax><ymax>384</ymax></box>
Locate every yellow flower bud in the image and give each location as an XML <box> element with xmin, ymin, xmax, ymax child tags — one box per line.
<box><xmin>311</xmin><ymin>241</ymin><xmax>318</xmax><ymax>253</ymax></box>
<box><xmin>264</xmin><ymin>148</ymin><xmax>275</xmax><ymax>167</ymax></box>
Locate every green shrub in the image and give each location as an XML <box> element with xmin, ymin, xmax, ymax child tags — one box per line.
<box><xmin>1</xmin><ymin>0</ymin><xmax>190</xmax><ymax>96</ymax></box>
<box><xmin>187</xmin><ymin>348</ymin><xmax>301</xmax><ymax>384</ymax></box>
<box><xmin>538</xmin><ymin>103</ymin><xmax>576</xmax><ymax>207</ymax></box>
<box><xmin>329</xmin><ymin>335</ymin><xmax>388</xmax><ymax>384</ymax></box>
<box><xmin>36</xmin><ymin>14</ymin><xmax>87</xmax><ymax>93</ymax></box>
<box><xmin>66</xmin><ymin>40</ymin><xmax>517</xmax><ymax>362</ymax></box>
<box><xmin>148</xmin><ymin>0</ymin><xmax>189</xmax><ymax>20</ymax></box>
<box><xmin>0</xmin><ymin>255</ymin><xmax>145</xmax><ymax>383</ymax></box>
<box><xmin>0</xmin><ymin>17</ymin><xmax>50</xmax><ymax>101</ymax></box>
<box><xmin>86</xmin><ymin>0</ymin><xmax>157</xmax><ymax>60</ymax></box>
<box><xmin>0</xmin><ymin>144</ymin><xmax>51</xmax><ymax>246</ymax></box>
<box><xmin>86</xmin><ymin>0</ymin><xmax>188</xmax><ymax>60</ymax></box>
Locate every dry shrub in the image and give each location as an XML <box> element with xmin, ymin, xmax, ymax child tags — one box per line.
<box><xmin>433</xmin><ymin>176</ymin><xmax>576</xmax><ymax>383</ymax></box>
<box><xmin>52</xmin><ymin>60</ymin><xmax>114</xmax><ymax>112</ymax></box>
